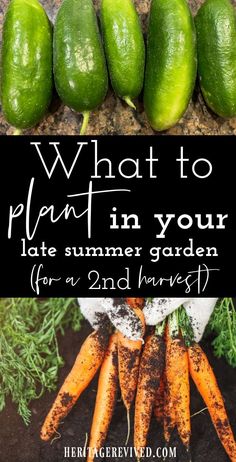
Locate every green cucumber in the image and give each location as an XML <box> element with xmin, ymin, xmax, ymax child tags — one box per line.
<box><xmin>1</xmin><ymin>0</ymin><xmax>53</xmax><ymax>131</ymax></box>
<box><xmin>54</xmin><ymin>0</ymin><xmax>108</xmax><ymax>134</ymax></box>
<box><xmin>195</xmin><ymin>0</ymin><xmax>236</xmax><ymax>118</ymax></box>
<box><xmin>144</xmin><ymin>0</ymin><xmax>197</xmax><ymax>131</ymax></box>
<box><xmin>100</xmin><ymin>0</ymin><xmax>145</xmax><ymax>109</ymax></box>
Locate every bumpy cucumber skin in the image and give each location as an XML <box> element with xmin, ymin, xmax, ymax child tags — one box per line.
<box><xmin>54</xmin><ymin>0</ymin><xmax>108</xmax><ymax>113</ymax></box>
<box><xmin>1</xmin><ymin>0</ymin><xmax>52</xmax><ymax>129</ymax></box>
<box><xmin>144</xmin><ymin>0</ymin><xmax>197</xmax><ymax>131</ymax></box>
<box><xmin>100</xmin><ymin>0</ymin><xmax>145</xmax><ymax>100</ymax></box>
<box><xmin>196</xmin><ymin>0</ymin><xmax>236</xmax><ymax>118</ymax></box>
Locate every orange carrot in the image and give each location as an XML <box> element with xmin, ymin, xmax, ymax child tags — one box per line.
<box><xmin>188</xmin><ymin>343</ymin><xmax>236</xmax><ymax>462</ymax></box>
<box><xmin>125</xmin><ymin>298</ymin><xmax>145</xmax><ymax>310</ymax></box>
<box><xmin>118</xmin><ymin>301</ymin><xmax>145</xmax><ymax>409</ymax></box>
<box><xmin>41</xmin><ymin>326</ymin><xmax>110</xmax><ymax>441</ymax></box>
<box><xmin>165</xmin><ymin>322</ymin><xmax>191</xmax><ymax>449</ymax></box>
<box><xmin>118</xmin><ymin>299</ymin><xmax>145</xmax><ymax>443</ymax></box>
<box><xmin>87</xmin><ymin>333</ymin><xmax>118</xmax><ymax>462</ymax></box>
<box><xmin>134</xmin><ymin>331</ymin><xmax>165</xmax><ymax>459</ymax></box>
<box><xmin>117</xmin><ymin>332</ymin><xmax>144</xmax><ymax>411</ymax></box>
<box><xmin>153</xmin><ymin>374</ymin><xmax>165</xmax><ymax>423</ymax></box>
<box><xmin>164</xmin><ymin>326</ymin><xmax>176</xmax><ymax>443</ymax></box>
<box><xmin>164</xmin><ymin>382</ymin><xmax>176</xmax><ymax>444</ymax></box>
<box><xmin>163</xmin><ymin>323</ymin><xmax>176</xmax><ymax>443</ymax></box>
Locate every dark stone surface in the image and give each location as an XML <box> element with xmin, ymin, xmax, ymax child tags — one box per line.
<box><xmin>1</xmin><ymin>0</ymin><xmax>236</xmax><ymax>134</ymax></box>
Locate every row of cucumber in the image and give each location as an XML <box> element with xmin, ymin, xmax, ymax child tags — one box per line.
<box><xmin>1</xmin><ymin>0</ymin><xmax>236</xmax><ymax>133</ymax></box>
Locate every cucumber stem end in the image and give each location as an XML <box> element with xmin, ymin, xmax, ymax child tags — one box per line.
<box><xmin>80</xmin><ymin>111</ymin><xmax>90</xmax><ymax>135</ymax></box>
<box><xmin>123</xmin><ymin>96</ymin><xmax>136</xmax><ymax>110</ymax></box>
<box><xmin>13</xmin><ymin>128</ymin><xmax>22</xmax><ymax>136</ymax></box>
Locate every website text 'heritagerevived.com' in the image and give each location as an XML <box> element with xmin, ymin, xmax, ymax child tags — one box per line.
<box><xmin>63</xmin><ymin>446</ymin><xmax>177</xmax><ymax>460</ymax></box>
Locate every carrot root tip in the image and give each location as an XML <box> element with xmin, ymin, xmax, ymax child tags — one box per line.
<box><xmin>186</xmin><ymin>447</ymin><xmax>192</xmax><ymax>462</ymax></box>
<box><xmin>84</xmin><ymin>432</ymin><xmax>89</xmax><ymax>453</ymax></box>
<box><xmin>125</xmin><ymin>408</ymin><xmax>131</xmax><ymax>446</ymax></box>
<box><xmin>191</xmin><ymin>407</ymin><xmax>208</xmax><ymax>418</ymax></box>
<box><xmin>50</xmin><ymin>429</ymin><xmax>61</xmax><ymax>445</ymax></box>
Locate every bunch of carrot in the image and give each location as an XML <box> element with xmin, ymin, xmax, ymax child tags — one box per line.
<box><xmin>150</xmin><ymin>311</ymin><xmax>236</xmax><ymax>462</ymax></box>
<box><xmin>40</xmin><ymin>299</ymin><xmax>236</xmax><ymax>462</ymax></box>
<box><xmin>40</xmin><ymin>298</ymin><xmax>145</xmax><ymax>458</ymax></box>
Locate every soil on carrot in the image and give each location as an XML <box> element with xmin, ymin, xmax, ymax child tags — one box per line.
<box><xmin>0</xmin><ymin>321</ymin><xmax>235</xmax><ymax>462</ymax></box>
